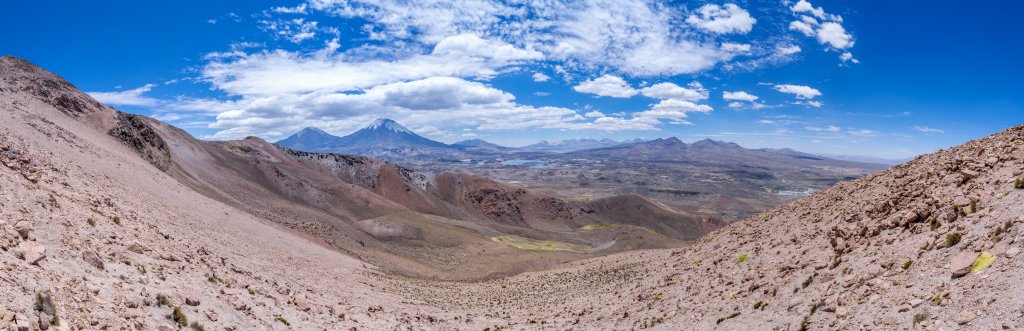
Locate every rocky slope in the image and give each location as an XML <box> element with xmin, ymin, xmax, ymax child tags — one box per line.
<box><xmin>2</xmin><ymin>54</ymin><xmax>1023</xmax><ymax>330</ymax></box>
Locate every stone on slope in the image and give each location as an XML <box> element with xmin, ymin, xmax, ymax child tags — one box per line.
<box><xmin>950</xmin><ymin>252</ymin><xmax>979</xmax><ymax>278</ymax></box>
<box><xmin>13</xmin><ymin>241</ymin><xmax>46</xmax><ymax>264</ymax></box>
<box><xmin>13</xmin><ymin>220</ymin><xmax>32</xmax><ymax>239</ymax></box>
<box><xmin>81</xmin><ymin>251</ymin><xmax>104</xmax><ymax>270</ymax></box>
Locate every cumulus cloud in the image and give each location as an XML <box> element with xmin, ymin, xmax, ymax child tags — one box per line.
<box><xmin>722</xmin><ymin>91</ymin><xmax>758</xmax><ymax>102</ymax></box>
<box><xmin>774</xmin><ymin>84</ymin><xmax>822</xmax><ymax>99</ymax></box>
<box><xmin>532</xmin><ymin>72</ymin><xmax>551</xmax><ymax>82</ymax></box>
<box><xmin>686</xmin><ymin>3</ymin><xmax>756</xmax><ymax>34</ymax></box>
<box><xmin>787</xmin><ymin>0</ymin><xmax>855</xmax><ymax>57</ymax></box>
<box><xmin>573</xmin><ymin>74</ymin><xmax>638</xmax><ymax>98</ymax></box>
<box><xmin>816</xmin><ymin>22</ymin><xmax>854</xmax><ymax>49</ymax></box>
<box><xmin>639</xmin><ymin>82</ymin><xmax>708</xmax><ymax>101</ymax></box>
<box><xmin>88</xmin><ymin>84</ymin><xmax>159</xmax><ymax>106</ymax></box>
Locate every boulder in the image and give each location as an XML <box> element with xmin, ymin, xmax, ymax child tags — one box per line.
<box><xmin>293</xmin><ymin>293</ymin><xmax>311</xmax><ymax>311</ymax></box>
<box><xmin>950</xmin><ymin>252</ymin><xmax>979</xmax><ymax>278</ymax></box>
<box><xmin>955</xmin><ymin>309</ymin><xmax>975</xmax><ymax>325</ymax></box>
<box><xmin>185</xmin><ymin>296</ymin><xmax>200</xmax><ymax>306</ymax></box>
<box><xmin>82</xmin><ymin>251</ymin><xmax>104</xmax><ymax>270</ymax></box>
<box><xmin>14</xmin><ymin>313</ymin><xmax>30</xmax><ymax>331</ymax></box>
<box><xmin>13</xmin><ymin>241</ymin><xmax>46</xmax><ymax>264</ymax></box>
<box><xmin>127</xmin><ymin>241</ymin><xmax>145</xmax><ymax>254</ymax></box>
<box><xmin>13</xmin><ymin>220</ymin><xmax>32</xmax><ymax>239</ymax></box>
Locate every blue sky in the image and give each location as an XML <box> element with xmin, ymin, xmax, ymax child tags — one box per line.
<box><xmin>2</xmin><ymin>0</ymin><xmax>1021</xmax><ymax>158</ymax></box>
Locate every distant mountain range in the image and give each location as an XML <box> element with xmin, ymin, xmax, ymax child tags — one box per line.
<box><xmin>275</xmin><ymin>118</ymin><xmax>653</xmax><ymax>160</ymax></box>
<box><xmin>275</xmin><ymin>118</ymin><xmax>884</xmax><ymax>168</ymax></box>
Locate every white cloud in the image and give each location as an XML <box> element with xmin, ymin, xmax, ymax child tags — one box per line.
<box><xmin>840</xmin><ymin>51</ymin><xmax>859</xmax><ymax>63</ymax></box>
<box><xmin>88</xmin><ymin>84</ymin><xmax>159</xmax><ymax>106</ymax></box>
<box><xmin>789</xmin><ymin>20</ymin><xmax>815</xmax><ymax>36</ymax></box>
<box><xmin>777</xmin><ymin>45</ymin><xmax>802</xmax><ymax>55</ymax></box>
<box><xmin>584</xmin><ymin>110</ymin><xmax>605</xmax><ymax>118</ymax></box>
<box><xmin>432</xmin><ymin>33</ymin><xmax>543</xmax><ymax>63</ymax></box>
<box><xmin>201</xmin><ymin>35</ymin><xmax>538</xmax><ymax>96</ymax></box>
<box><xmin>260</xmin><ymin>18</ymin><xmax>322</xmax><ymax>43</ymax></box>
<box><xmin>722</xmin><ymin>91</ymin><xmax>758</xmax><ymax>102</ymax></box>
<box><xmin>912</xmin><ymin>126</ymin><xmax>944</xmax><ymax>134</ymax></box>
<box><xmin>787</xmin><ymin>0</ymin><xmax>855</xmax><ymax>56</ymax></box>
<box><xmin>685</xmin><ymin>3</ymin><xmax>757</xmax><ymax>34</ymax></box>
<box><xmin>532</xmin><ymin>72</ymin><xmax>551</xmax><ymax>82</ymax></box>
<box><xmin>721</xmin><ymin>43</ymin><xmax>752</xmax><ymax>53</ymax></box>
<box><xmin>790</xmin><ymin>0</ymin><xmax>828</xmax><ymax>20</ymax></box>
<box><xmin>310</xmin><ymin>0</ymin><xmax>736</xmax><ymax>77</ymax></box>
<box><xmin>848</xmin><ymin>129</ymin><xmax>877</xmax><ymax>137</ymax></box>
<box><xmin>805</xmin><ymin>125</ymin><xmax>840</xmax><ymax>132</ymax></box>
<box><xmin>639</xmin><ymin>82</ymin><xmax>708</xmax><ymax>101</ymax></box>
<box><xmin>774</xmin><ymin>84</ymin><xmax>822</xmax><ymax>99</ymax></box>
<box><xmin>272</xmin><ymin>4</ymin><xmax>308</xmax><ymax>14</ymax></box>
<box><xmin>816</xmin><ymin>22</ymin><xmax>854</xmax><ymax>49</ymax></box>
<box><xmin>573</xmin><ymin>74</ymin><xmax>638</xmax><ymax>98</ymax></box>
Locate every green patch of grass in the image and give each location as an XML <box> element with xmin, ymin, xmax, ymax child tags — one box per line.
<box><xmin>945</xmin><ymin>232</ymin><xmax>962</xmax><ymax>248</ymax></box>
<box><xmin>578</xmin><ymin>222</ymin><xmax>621</xmax><ymax>231</ymax></box>
<box><xmin>737</xmin><ymin>254</ymin><xmax>748</xmax><ymax>263</ymax></box>
<box><xmin>490</xmin><ymin>235</ymin><xmax>590</xmax><ymax>252</ymax></box>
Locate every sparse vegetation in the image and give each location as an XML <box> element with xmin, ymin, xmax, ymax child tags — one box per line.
<box><xmin>247</xmin><ymin>288</ymin><xmax>256</xmax><ymax>295</ymax></box>
<box><xmin>945</xmin><ymin>232</ymin><xmax>962</xmax><ymax>248</ymax></box>
<box><xmin>274</xmin><ymin>314</ymin><xmax>291</xmax><ymax>326</ymax></box>
<box><xmin>113</xmin><ymin>215</ymin><xmax>121</xmax><ymax>226</ymax></box>
<box><xmin>753</xmin><ymin>301</ymin><xmax>767</xmax><ymax>310</ymax></box>
<box><xmin>912</xmin><ymin>308</ymin><xmax>930</xmax><ymax>325</ymax></box>
<box><xmin>901</xmin><ymin>260</ymin><xmax>912</xmax><ymax>270</ymax></box>
<box><xmin>715</xmin><ymin>312</ymin><xmax>740</xmax><ymax>324</ymax></box>
<box><xmin>190</xmin><ymin>322</ymin><xmax>206</xmax><ymax>331</ymax></box>
<box><xmin>156</xmin><ymin>293</ymin><xmax>170</xmax><ymax>307</ymax></box>
<box><xmin>87</xmin><ymin>218</ymin><xmax>96</xmax><ymax>227</ymax></box>
<box><xmin>1014</xmin><ymin>177</ymin><xmax>1024</xmax><ymax>189</ymax></box>
<box><xmin>207</xmin><ymin>272</ymin><xmax>222</xmax><ymax>284</ymax></box>
<box><xmin>801</xmin><ymin>275</ymin><xmax>814</xmax><ymax>289</ymax></box>
<box><xmin>35</xmin><ymin>291</ymin><xmax>59</xmax><ymax>325</ymax></box>
<box><xmin>137</xmin><ymin>264</ymin><xmax>147</xmax><ymax>275</ymax></box>
<box><xmin>737</xmin><ymin>254</ymin><xmax>748</xmax><ymax>263</ymax></box>
<box><xmin>171</xmin><ymin>307</ymin><xmax>187</xmax><ymax>326</ymax></box>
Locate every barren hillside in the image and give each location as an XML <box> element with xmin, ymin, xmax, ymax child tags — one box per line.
<box><xmin>2</xmin><ymin>55</ymin><xmax>1023</xmax><ymax>330</ymax></box>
